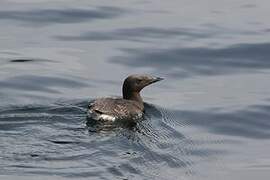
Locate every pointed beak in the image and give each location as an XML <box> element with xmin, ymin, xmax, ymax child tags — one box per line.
<box><xmin>151</xmin><ymin>76</ymin><xmax>164</xmax><ymax>83</ymax></box>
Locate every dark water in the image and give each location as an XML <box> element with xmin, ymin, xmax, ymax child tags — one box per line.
<box><xmin>1</xmin><ymin>0</ymin><xmax>270</xmax><ymax>179</ymax></box>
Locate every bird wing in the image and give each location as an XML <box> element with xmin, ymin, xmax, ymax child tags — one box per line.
<box><xmin>89</xmin><ymin>98</ymin><xmax>142</xmax><ymax>118</ymax></box>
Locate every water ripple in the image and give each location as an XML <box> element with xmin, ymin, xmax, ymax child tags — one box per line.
<box><xmin>0</xmin><ymin>6</ymin><xmax>126</xmax><ymax>26</ymax></box>
<box><xmin>0</xmin><ymin>75</ymin><xmax>89</xmax><ymax>94</ymax></box>
<box><xmin>175</xmin><ymin>104</ymin><xmax>270</xmax><ymax>139</ymax></box>
<box><xmin>111</xmin><ymin>43</ymin><xmax>270</xmax><ymax>78</ymax></box>
<box><xmin>0</xmin><ymin>100</ymin><xmax>227</xmax><ymax>179</ymax></box>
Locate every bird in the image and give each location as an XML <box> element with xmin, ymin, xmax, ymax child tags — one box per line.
<box><xmin>87</xmin><ymin>74</ymin><xmax>163</xmax><ymax>122</ymax></box>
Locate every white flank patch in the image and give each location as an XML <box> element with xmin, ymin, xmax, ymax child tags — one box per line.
<box><xmin>88</xmin><ymin>110</ymin><xmax>116</xmax><ymax>121</ymax></box>
<box><xmin>99</xmin><ymin>114</ymin><xmax>116</xmax><ymax>121</ymax></box>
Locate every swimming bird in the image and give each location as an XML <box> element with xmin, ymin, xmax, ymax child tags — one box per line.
<box><xmin>88</xmin><ymin>74</ymin><xmax>163</xmax><ymax>122</ymax></box>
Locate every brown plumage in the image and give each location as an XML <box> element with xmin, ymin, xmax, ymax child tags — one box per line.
<box><xmin>88</xmin><ymin>74</ymin><xmax>163</xmax><ymax>121</ymax></box>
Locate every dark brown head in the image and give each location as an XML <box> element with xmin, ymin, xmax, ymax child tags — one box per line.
<box><xmin>122</xmin><ymin>74</ymin><xmax>163</xmax><ymax>101</ymax></box>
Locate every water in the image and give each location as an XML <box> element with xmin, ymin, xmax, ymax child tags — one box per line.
<box><xmin>1</xmin><ymin>0</ymin><xmax>270</xmax><ymax>179</ymax></box>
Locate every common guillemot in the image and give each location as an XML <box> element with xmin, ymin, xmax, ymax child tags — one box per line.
<box><xmin>87</xmin><ymin>74</ymin><xmax>163</xmax><ymax>122</ymax></box>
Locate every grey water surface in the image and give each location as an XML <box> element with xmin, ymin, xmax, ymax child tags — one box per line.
<box><xmin>1</xmin><ymin>0</ymin><xmax>270</xmax><ymax>179</ymax></box>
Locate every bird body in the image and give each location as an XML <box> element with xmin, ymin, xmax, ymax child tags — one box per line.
<box><xmin>88</xmin><ymin>74</ymin><xmax>163</xmax><ymax>122</ymax></box>
<box><xmin>88</xmin><ymin>98</ymin><xmax>143</xmax><ymax>121</ymax></box>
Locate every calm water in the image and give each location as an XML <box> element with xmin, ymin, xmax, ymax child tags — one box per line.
<box><xmin>1</xmin><ymin>0</ymin><xmax>270</xmax><ymax>179</ymax></box>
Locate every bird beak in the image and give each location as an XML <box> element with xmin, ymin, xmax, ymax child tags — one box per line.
<box><xmin>151</xmin><ymin>76</ymin><xmax>164</xmax><ymax>83</ymax></box>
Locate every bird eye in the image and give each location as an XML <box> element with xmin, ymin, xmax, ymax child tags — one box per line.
<box><xmin>137</xmin><ymin>79</ymin><xmax>142</xmax><ymax>83</ymax></box>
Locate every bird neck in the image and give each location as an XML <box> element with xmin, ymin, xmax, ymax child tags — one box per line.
<box><xmin>126</xmin><ymin>92</ymin><xmax>142</xmax><ymax>101</ymax></box>
<box><xmin>123</xmin><ymin>88</ymin><xmax>144</xmax><ymax>108</ymax></box>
